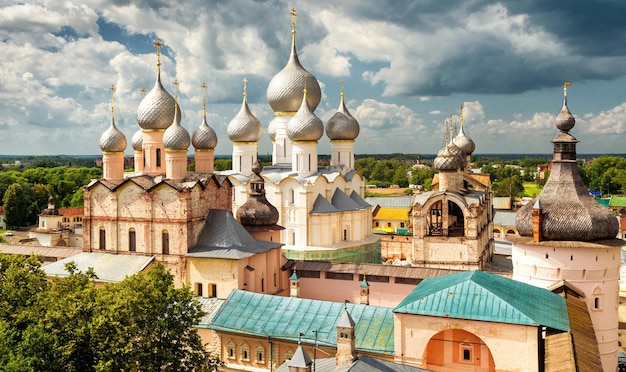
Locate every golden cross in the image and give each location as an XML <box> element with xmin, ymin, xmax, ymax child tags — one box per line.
<box><xmin>290</xmin><ymin>7</ymin><xmax>297</xmax><ymax>33</ymax></box>
<box><xmin>243</xmin><ymin>77</ymin><xmax>248</xmax><ymax>99</ymax></box>
<box><xmin>201</xmin><ymin>82</ymin><xmax>207</xmax><ymax>114</ymax></box>
<box><xmin>564</xmin><ymin>81</ymin><xmax>571</xmax><ymax>98</ymax></box>
<box><xmin>110</xmin><ymin>84</ymin><xmax>116</xmax><ymax>117</ymax></box>
<box><xmin>340</xmin><ymin>79</ymin><xmax>345</xmax><ymax>99</ymax></box>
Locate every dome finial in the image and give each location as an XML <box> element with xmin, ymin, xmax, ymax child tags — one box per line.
<box><xmin>201</xmin><ymin>82</ymin><xmax>207</xmax><ymax>118</ymax></box>
<box><xmin>459</xmin><ymin>104</ymin><xmax>465</xmax><ymax>128</ymax></box>
<box><xmin>173</xmin><ymin>78</ymin><xmax>179</xmax><ymax>116</ymax></box>
<box><xmin>153</xmin><ymin>36</ymin><xmax>164</xmax><ymax>77</ymax></box>
<box><xmin>140</xmin><ymin>86</ymin><xmax>146</xmax><ymax>98</ymax></box>
<box><xmin>563</xmin><ymin>81</ymin><xmax>571</xmax><ymax>106</ymax></box>
<box><xmin>242</xmin><ymin>77</ymin><xmax>248</xmax><ymax>102</ymax></box>
<box><xmin>290</xmin><ymin>7</ymin><xmax>297</xmax><ymax>46</ymax></box>
<box><xmin>340</xmin><ymin>79</ymin><xmax>345</xmax><ymax>103</ymax></box>
<box><xmin>110</xmin><ymin>84</ymin><xmax>116</xmax><ymax>121</ymax></box>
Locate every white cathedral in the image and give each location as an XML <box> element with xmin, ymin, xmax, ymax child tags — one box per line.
<box><xmin>219</xmin><ymin>13</ymin><xmax>377</xmax><ymax>262</ymax></box>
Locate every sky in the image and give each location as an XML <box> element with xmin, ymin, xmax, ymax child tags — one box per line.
<box><xmin>1</xmin><ymin>0</ymin><xmax>626</xmax><ymax>157</ymax></box>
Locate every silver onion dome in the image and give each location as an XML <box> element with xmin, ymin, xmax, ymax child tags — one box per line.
<box><xmin>99</xmin><ymin>118</ymin><xmax>127</xmax><ymax>152</ymax></box>
<box><xmin>326</xmin><ymin>93</ymin><xmax>360</xmax><ymax>140</ymax></box>
<box><xmin>266</xmin><ymin>31</ymin><xmax>321</xmax><ymax>113</ymax></box>
<box><xmin>287</xmin><ymin>90</ymin><xmax>324</xmax><ymax>142</ymax></box>
<box><xmin>434</xmin><ymin>145</ymin><xmax>462</xmax><ymax>171</ymax></box>
<box><xmin>447</xmin><ymin>139</ymin><xmax>466</xmax><ymax>169</ymax></box>
<box><xmin>192</xmin><ymin>116</ymin><xmax>218</xmax><ymax>150</ymax></box>
<box><xmin>136</xmin><ymin>76</ymin><xmax>181</xmax><ymax>130</ymax></box>
<box><xmin>555</xmin><ymin>98</ymin><xmax>575</xmax><ymax>132</ymax></box>
<box><xmin>236</xmin><ymin>160</ymin><xmax>280</xmax><ymax>227</ymax></box>
<box><xmin>163</xmin><ymin>114</ymin><xmax>190</xmax><ymax>151</ymax></box>
<box><xmin>227</xmin><ymin>94</ymin><xmax>263</xmax><ymax>142</ymax></box>
<box><xmin>453</xmin><ymin>125</ymin><xmax>475</xmax><ymax>155</ymax></box>
<box><xmin>267</xmin><ymin>116</ymin><xmax>288</xmax><ymax>142</ymax></box>
<box><xmin>131</xmin><ymin>129</ymin><xmax>143</xmax><ymax>151</ymax></box>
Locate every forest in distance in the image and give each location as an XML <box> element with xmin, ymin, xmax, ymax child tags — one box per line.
<box><xmin>1</xmin><ymin>153</ymin><xmax>626</xmax><ymax>230</ymax></box>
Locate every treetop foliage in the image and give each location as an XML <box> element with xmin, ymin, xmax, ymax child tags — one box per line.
<box><xmin>0</xmin><ymin>255</ymin><xmax>223</xmax><ymax>372</ymax></box>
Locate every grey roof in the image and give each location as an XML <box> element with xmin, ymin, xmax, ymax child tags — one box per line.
<box><xmin>337</xmin><ymin>305</ymin><xmax>356</xmax><ymax>327</ymax></box>
<box><xmin>87</xmin><ymin>172</ymin><xmax>231</xmax><ymax>192</ymax></box>
<box><xmin>187</xmin><ymin>209</ymin><xmax>282</xmax><ymax>259</ymax></box>
<box><xmin>43</xmin><ymin>252</ymin><xmax>154</xmax><ymax>283</ymax></box>
<box><xmin>288</xmin><ymin>345</ymin><xmax>313</xmax><ymax>368</ymax></box>
<box><xmin>332</xmin><ymin>189</ymin><xmax>362</xmax><ymax>211</ymax></box>
<box><xmin>311</xmin><ymin>194</ymin><xmax>341</xmax><ymax>214</ymax></box>
<box><xmin>493</xmin><ymin>196</ymin><xmax>512</xmax><ymax>210</ymax></box>
<box><xmin>350</xmin><ymin>191</ymin><xmax>371</xmax><ymax>208</ymax></box>
<box><xmin>277</xmin><ymin>356</ymin><xmax>432</xmax><ymax>372</ymax></box>
<box><xmin>365</xmin><ymin>196</ymin><xmax>413</xmax><ymax>209</ymax></box>
<box><xmin>493</xmin><ymin>211</ymin><xmax>517</xmax><ymax>227</ymax></box>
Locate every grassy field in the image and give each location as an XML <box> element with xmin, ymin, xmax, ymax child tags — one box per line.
<box><xmin>523</xmin><ymin>182</ymin><xmax>542</xmax><ymax>197</ymax></box>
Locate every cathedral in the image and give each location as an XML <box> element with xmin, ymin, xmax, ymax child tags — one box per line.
<box><xmin>218</xmin><ymin>10</ymin><xmax>378</xmax><ymax>263</ymax></box>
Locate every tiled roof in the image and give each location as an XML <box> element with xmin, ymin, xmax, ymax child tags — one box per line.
<box><xmin>207</xmin><ymin>290</ymin><xmax>395</xmax><ymax>355</ymax></box>
<box><xmin>43</xmin><ymin>252</ymin><xmax>154</xmax><ymax>282</ymax></box>
<box><xmin>394</xmin><ymin>270</ymin><xmax>569</xmax><ymax>331</ymax></box>
<box><xmin>365</xmin><ymin>196</ymin><xmax>413</xmax><ymax>209</ymax></box>
<box><xmin>58</xmin><ymin>208</ymin><xmax>84</xmax><ymax>216</ymax></box>
<box><xmin>373</xmin><ymin>207</ymin><xmax>410</xmax><ymax>221</ymax></box>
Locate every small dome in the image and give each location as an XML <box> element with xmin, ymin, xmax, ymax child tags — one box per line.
<box><xmin>433</xmin><ymin>145</ymin><xmax>462</xmax><ymax>171</ymax></box>
<box><xmin>326</xmin><ymin>93</ymin><xmax>360</xmax><ymax>140</ymax></box>
<box><xmin>163</xmin><ymin>113</ymin><xmax>190</xmax><ymax>151</ymax></box>
<box><xmin>99</xmin><ymin>118</ymin><xmax>127</xmax><ymax>152</ymax></box>
<box><xmin>227</xmin><ymin>93</ymin><xmax>263</xmax><ymax>142</ymax></box>
<box><xmin>266</xmin><ymin>31</ymin><xmax>321</xmax><ymax>113</ymax></box>
<box><xmin>555</xmin><ymin>103</ymin><xmax>575</xmax><ymax>132</ymax></box>
<box><xmin>267</xmin><ymin>116</ymin><xmax>289</xmax><ymax>142</ymax></box>
<box><xmin>453</xmin><ymin>125</ymin><xmax>475</xmax><ymax>155</ymax></box>
<box><xmin>192</xmin><ymin>116</ymin><xmax>218</xmax><ymax>150</ymax></box>
<box><xmin>136</xmin><ymin>76</ymin><xmax>181</xmax><ymax>130</ymax></box>
<box><xmin>131</xmin><ymin>129</ymin><xmax>143</xmax><ymax>151</ymax></box>
<box><xmin>287</xmin><ymin>91</ymin><xmax>324</xmax><ymax>142</ymax></box>
<box><xmin>447</xmin><ymin>140</ymin><xmax>466</xmax><ymax>169</ymax></box>
<box><xmin>236</xmin><ymin>160</ymin><xmax>280</xmax><ymax>226</ymax></box>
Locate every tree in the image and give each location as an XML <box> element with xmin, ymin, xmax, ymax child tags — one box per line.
<box><xmin>3</xmin><ymin>183</ymin><xmax>31</xmax><ymax>228</ymax></box>
<box><xmin>0</xmin><ymin>257</ymin><xmax>224</xmax><ymax>372</ymax></box>
<box><xmin>494</xmin><ymin>175</ymin><xmax>524</xmax><ymax>198</ymax></box>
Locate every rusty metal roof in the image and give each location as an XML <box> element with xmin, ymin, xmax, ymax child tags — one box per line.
<box><xmin>207</xmin><ymin>289</ymin><xmax>395</xmax><ymax>355</ymax></box>
<box><xmin>394</xmin><ymin>270</ymin><xmax>569</xmax><ymax>331</ymax></box>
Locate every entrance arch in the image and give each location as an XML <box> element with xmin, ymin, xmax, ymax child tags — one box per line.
<box><xmin>423</xmin><ymin>329</ymin><xmax>495</xmax><ymax>372</ymax></box>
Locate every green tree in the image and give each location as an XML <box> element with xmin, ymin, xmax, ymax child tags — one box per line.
<box><xmin>3</xmin><ymin>183</ymin><xmax>31</xmax><ymax>228</ymax></box>
<box><xmin>494</xmin><ymin>175</ymin><xmax>524</xmax><ymax>198</ymax></box>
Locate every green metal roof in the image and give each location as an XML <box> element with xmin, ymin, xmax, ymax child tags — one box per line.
<box><xmin>609</xmin><ymin>195</ymin><xmax>626</xmax><ymax>208</ymax></box>
<box><xmin>394</xmin><ymin>270</ymin><xmax>569</xmax><ymax>332</ymax></box>
<box><xmin>207</xmin><ymin>290</ymin><xmax>395</xmax><ymax>355</ymax></box>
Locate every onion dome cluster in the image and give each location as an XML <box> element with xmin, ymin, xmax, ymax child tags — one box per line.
<box><xmin>99</xmin><ymin>118</ymin><xmax>127</xmax><ymax>152</ymax></box>
<box><xmin>326</xmin><ymin>92</ymin><xmax>360</xmax><ymax>141</ymax></box>
<box><xmin>287</xmin><ymin>89</ymin><xmax>324</xmax><ymax>142</ymax></box>
<box><xmin>236</xmin><ymin>160</ymin><xmax>280</xmax><ymax>226</ymax></box>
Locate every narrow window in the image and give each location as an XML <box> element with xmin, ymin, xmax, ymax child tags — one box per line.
<box><xmin>261</xmin><ymin>278</ymin><xmax>265</xmax><ymax>293</ymax></box>
<box><xmin>210</xmin><ymin>284</ymin><xmax>217</xmax><ymax>297</ymax></box>
<box><xmin>143</xmin><ymin>149</ymin><xmax>146</xmax><ymax>167</ymax></box>
<box><xmin>463</xmin><ymin>349</ymin><xmax>471</xmax><ymax>361</ymax></box>
<box><xmin>274</xmin><ymin>272</ymin><xmax>277</xmax><ymax>287</ymax></box>
<box><xmin>156</xmin><ymin>148</ymin><xmax>162</xmax><ymax>167</ymax></box>
<box><xmin>129</xmin><ymin>228</ymin><xmax>136</xmax><ymax>252</ymax></box>
<box><xmin>196</xmin><ymin>283</ymin><xmax>203</xmax><ymax>297</ymax></box>
<box><xmin>343</xmin><ymin>229</ymin><xmax>347</xmax><ymax>241</ymax></box>
<box><xmin>162</xmin><ymin>230</ymin><xmax>169</xmax><ymax>254</ymax></box>
<box><xmin>99</xmin><ymin>227</ymin><xmax>106</xmax><ymax>250</ymax></box>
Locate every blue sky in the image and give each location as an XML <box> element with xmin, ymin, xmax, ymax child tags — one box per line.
<box><xmin>1</xmin><ymin>0</ymin><xmax>626</xmax><ymax>156</ymax></box>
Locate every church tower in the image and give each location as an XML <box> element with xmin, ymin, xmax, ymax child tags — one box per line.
<box><xmin>287</xmin><ymin>86</ymin><xmax>324</xmax><ymax>176</ymax></box>
<box><xmin>335</xmin><ymin>304</ymin><xmax>356</xmax><ymax>366</ymax></box>
<box><xmin>192</xmin><ymin>83</ymin><xmax>218</xmax><ymax>173</ymax></box>
<box><xmin>512</xmin><ymin>82</ymin><xmax>621</xmax><ymax>372</ymax></box>
<box><xmin>228</xmin><ymin>79</ymin><xmax>262</xmax><ymax>175</ymax></box>
<box><xmin>162</xmin><ymin>80</ymin><xmax>190</xmax><ymax>182</ymax></box>
<box><xmin>326</xmin><ymin>81</ymin><xmax>360</xmax><ymax>173</ymax></box>
<box><xmin>99</xmin><ymin>84</ymin><xmax>127</xmax><ymax>182</ymax></box>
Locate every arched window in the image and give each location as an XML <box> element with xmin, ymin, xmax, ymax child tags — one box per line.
<box><xmin>428</xmin><ymin>201</ymin><xmax>443</xmax><ymax>235</ymax></box>
<box><xmin>255</xmin><ymin>345</ymin><xmax>265</xmax><ymax>364</ymax></box>
<box><xmin>156</xmin><ymin>148</ymin><xmax>162</xmax><ymax>168</ymax></box>
<box><xmin>129</xmin><ymin>228</ymin><xmax>136</xmax><ymax>252</ymax></box>
<box><xmin>162</xmin><ymin>230</ymin><xmax>169</xmax><ymax>254</ymax></box>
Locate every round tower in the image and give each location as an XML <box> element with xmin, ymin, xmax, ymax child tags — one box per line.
<box><xmin>162</xmin><ymin>80</ymin><xmax>190</xmax><ymax>182</ymax></box>
<box><xmin>511</xmin><ymin>82</ymin><xmax>621</xmax><ymax>372</ymax></box>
